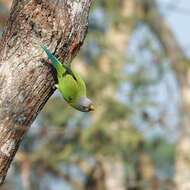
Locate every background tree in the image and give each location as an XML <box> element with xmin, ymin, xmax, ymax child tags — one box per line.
<box><xmin>0</xmin><ymin>0</ymin><xmax>189</xmax><ymax>190</ymax></box>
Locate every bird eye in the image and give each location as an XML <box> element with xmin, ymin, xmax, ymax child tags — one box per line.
<box><xmin>82</xmin><ymin>106</ymin><xmax>88</xmax><ymax>111</ymax></box>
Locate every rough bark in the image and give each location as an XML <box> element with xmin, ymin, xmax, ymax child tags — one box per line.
<box><xmin>138</xmin><ymin>1</ymin><xmax>190</xmax><ymax>189</ymax></box>
<box><xmin>0</xmin><ymin>0</ymin><xmax>92</xmax><ymax>184</ymax></box>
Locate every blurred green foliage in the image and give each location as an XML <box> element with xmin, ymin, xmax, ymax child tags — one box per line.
<box><xmin>1</xmin><ymin>0</ymin><xmax>177</xmax><ymax>190</ymax></box>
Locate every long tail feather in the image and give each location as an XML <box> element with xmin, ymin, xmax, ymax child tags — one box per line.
<box><xmin>41</xmin><ymin>44</ymin><xmax>60</xmax><ymax>70</ymax></box>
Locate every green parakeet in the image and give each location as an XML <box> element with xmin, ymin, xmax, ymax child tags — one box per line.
<box><xmin>41</xmin><ymin>45</ymin><xmax>94</xmax><ymax>112</ymax></box>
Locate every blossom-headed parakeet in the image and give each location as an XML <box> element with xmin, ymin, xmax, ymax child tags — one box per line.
<box><xmin>41</xmin><ymin>45</ymin><xmax>94</xmax><ymax>112</ymax></box>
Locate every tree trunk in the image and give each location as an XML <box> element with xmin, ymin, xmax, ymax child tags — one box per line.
<box><xmin>0</xmin><ymin>0</ymin><xmax>92</xmax><ymax>184</ymax></box>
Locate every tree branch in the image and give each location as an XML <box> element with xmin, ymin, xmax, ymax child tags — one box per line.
<box><xmin>0</xmin><ymin>0</ymin><xmax>92</xmax><ymax>184</ymax></box>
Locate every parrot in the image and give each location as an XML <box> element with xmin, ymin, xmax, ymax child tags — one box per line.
<box><xmin>41</xmin><ymin>44</ymin><xmax>94</xmax><ymax>112</ymax></box>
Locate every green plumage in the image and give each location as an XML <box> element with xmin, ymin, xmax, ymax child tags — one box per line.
<box><xmin>41</xmin><ymin>44</ymin><xmax>60</xmax><ymax>70</ymax></box>
<box><xmin>41</xmin><ymin>45</ymin><xmax>94</xmax><ymax>112</ymax></box>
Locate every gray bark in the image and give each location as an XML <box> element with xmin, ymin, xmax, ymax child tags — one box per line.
<box><xmin>0</xmin><ymin>0</ymin><xmax>92</xmax><ymax>184</ymax></box>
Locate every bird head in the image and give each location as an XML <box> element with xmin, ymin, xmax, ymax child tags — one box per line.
<box><xmin>77</xmin><ymin>96</ymin><xmax>95</xmax><ymax>112</ymax></box>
